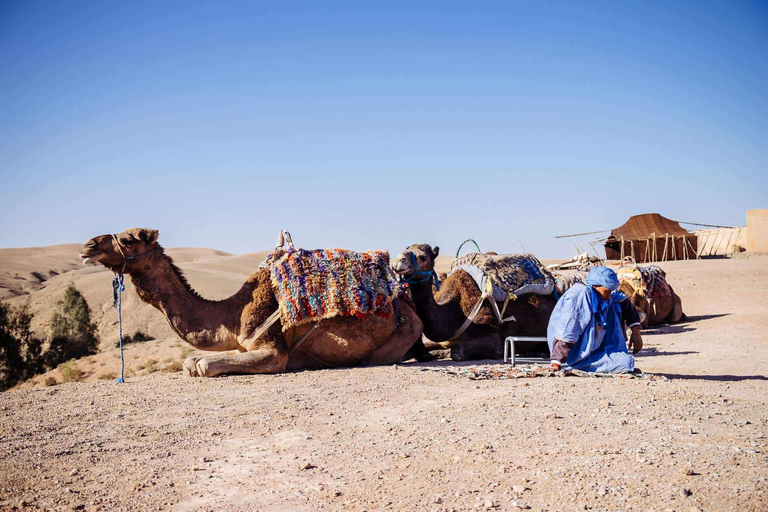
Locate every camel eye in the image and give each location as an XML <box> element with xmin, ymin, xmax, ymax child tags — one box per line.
<box><xmin>418</xmin><ymin>255</ymin><xmax>426</xmax><ymax>261</ymax></box>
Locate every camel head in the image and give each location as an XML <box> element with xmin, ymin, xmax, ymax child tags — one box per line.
<box><xmin>80</xmin><ymin>228</ymin><xmax>160</xmax><ymax>273</ymax></box>
<box><xmin>618</xmin><ymin>281</ymin><xmax>648</xmax><ymax>324</ymax></box>
<box><xmin>391</xmin><ymin>244</ymin><xmax>439</xmax><ymax>280</ymax></box>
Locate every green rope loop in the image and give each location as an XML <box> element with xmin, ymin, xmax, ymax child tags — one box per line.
<box><xmin>455</xmin><ymin>239</ymin><xmax>482</xmax><ymax>258</ymax></box>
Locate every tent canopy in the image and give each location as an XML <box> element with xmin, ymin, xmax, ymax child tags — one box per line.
<box><xmin>606</xmin><ymin>213</ymin><xmax>690</xmax><ymax>241</ymax></box>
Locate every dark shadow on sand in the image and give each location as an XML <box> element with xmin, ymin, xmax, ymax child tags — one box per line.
<box><xmin>642</xmin><ymin>313</ymin><xmax>730</xmax><ymax>336</ymax></box>
<box><xmin>643</xmin><ymin>325</ymin><xmax>696</xmax><ymax>335</ymax></box>
<box><xmin>636</xmin><ymin>350</ymin><xmax>698</xmax><ymax>358</ymax></box>
<box><xmin>683</xmin><ymin>314</ymin><xmax>731</xmax><ymax>322</ymax></box>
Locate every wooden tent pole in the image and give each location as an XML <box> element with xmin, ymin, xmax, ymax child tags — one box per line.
<box><xmin>687</xmin><ymin>238</ymin><xmax>700</xmax><ymax>260</ymax></box>
<box><xmin>662</xmin><ymin>233</ymin><xmax>669</xmax><ymax>262</ymax></box>
<box><xmin>644</xmin><ymin>238</ymin><xmax>649</xmax><ymax>263</ymax></box>
<box><xmin>620</xmin><ymin>236</ymin><xmax>624</xmax><ymax>260</ymax></box>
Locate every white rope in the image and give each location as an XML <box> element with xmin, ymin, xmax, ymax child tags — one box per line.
<box><xmin>448</xmin><ymin>292</ymin><xmax>516</xmax><ymax>341</ymax></box>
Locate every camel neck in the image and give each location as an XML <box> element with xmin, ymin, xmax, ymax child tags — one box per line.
<box><xmin>408</xmin><ymin>280</ymin><xmax>465</xmax><ymax>342</ymax></box>
<box><xmin>127</xmin><ymin>252</ymin><xmax>259</xmax><ymax>351</ymax></box>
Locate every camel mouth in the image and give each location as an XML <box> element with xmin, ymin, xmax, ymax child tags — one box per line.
<box><xmin>390</xmin><ymin>255</ymin><xmax>414</xmax><ymax>277</ymax></box>
<box><xmin>391</xmin><ymin>263</ymin><xmax>414</xmax><ymax>278</ymax></box>
<box><xmin>80</xmin><ymin>251</ymin><xmax>102</xmax><ymax>265</ymax></box>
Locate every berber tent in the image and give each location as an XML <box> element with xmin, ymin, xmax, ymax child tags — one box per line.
<box><xmin>604</xmin><ymin>213</ymin><xmax>697</xmax><ymax>262</ymax></box>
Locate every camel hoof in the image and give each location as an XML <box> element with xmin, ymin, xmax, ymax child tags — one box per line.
<box><xmin>183</xmin><ymin>357</ymin><xmax>201</xmax><ymax>377</ymax></box>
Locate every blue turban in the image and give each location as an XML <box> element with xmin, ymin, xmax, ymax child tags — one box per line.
<box><xmin>586</xmin><ymin>266</ymin><xmax>620</xmax><ymax>291</ymax></box>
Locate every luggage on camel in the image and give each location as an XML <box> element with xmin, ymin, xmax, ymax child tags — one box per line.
<box><xmin>449</xmin><ymin>252</ymin><xmax>556</xmax><ymax>301</ymax></box>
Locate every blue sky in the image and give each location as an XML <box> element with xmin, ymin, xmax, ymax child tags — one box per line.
<box><xmin>1</xmin><ymin>1</ymin><xmax>766</xmax><ymax>258</ymax></box>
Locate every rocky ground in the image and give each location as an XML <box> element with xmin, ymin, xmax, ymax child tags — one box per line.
<box><xmin>1</xmin><ymin>256</ymin><xmax>767</xmax><ymax>511</ymax></box>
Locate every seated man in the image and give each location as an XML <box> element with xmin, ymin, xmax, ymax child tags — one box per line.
<box><xmin>547</xmin><ymin>266</ymin><xmax>643</xmax><ymax>373</ymax></box>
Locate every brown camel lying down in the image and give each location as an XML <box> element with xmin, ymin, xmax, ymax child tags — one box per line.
<box><xmin>391</xmin><ymin>244</ymin><xmax>556</xmax><ymax>361</ymax></box>
<box><xmin>80</xmin><ymin>228</ymin><xmax>423</xmax><ymax>377</ymax></box>
<box><xmin>619</xmin><ymin>266</ymin><xmax>685</xmax><ymax>327</ymax></box>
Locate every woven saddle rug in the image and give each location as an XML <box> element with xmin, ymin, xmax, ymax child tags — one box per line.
<box><xmin>617</xmin><ymin>264</ymin><xmax>671</xmax><ymax>299</ymax></box>
<box><xmin>551</xmin><ymin>269</ymin><xmax>589</xmax><ymax>296</ymax></box>
<box><xmin>269</xmin><ymin>248</ymin><xmax>399</xmax><ymax>331</ymax></box>
<box><xmin>449</xmin><ymin>252</ymin><xmax>555</xmax><ymax>300</ymax></box>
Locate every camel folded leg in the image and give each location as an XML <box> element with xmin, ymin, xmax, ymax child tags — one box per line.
<box><xmin>183</xmin><ymin>348</ymin><xmax>288</xmax><ymax>378</ymax></box>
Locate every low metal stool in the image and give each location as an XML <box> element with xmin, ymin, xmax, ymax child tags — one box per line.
<box><xmin>503</xmin><ymin>336</ymin><xmax>549</xmax><ymax>366</ymax></box>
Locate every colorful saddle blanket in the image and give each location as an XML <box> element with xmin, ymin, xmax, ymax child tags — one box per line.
<box><xmin>269</xmin><ymin>249</ymin><xmax>398</xmax><ymax>331</ymax></box>
<box><xmin>449</xmin><ymin>252</ymin><xmax>554</xmax><ymax>300</ymax></box>
<box><xmin>617</xmin><ymin>264</ymin><xmax>671</xmax><ymax>299</ymax></box>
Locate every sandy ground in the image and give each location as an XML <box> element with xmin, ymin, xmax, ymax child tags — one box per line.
<box><xmin>1</xmin><ymin>249</ymin><xmax>767</xmax><ymax>511</ymax></box>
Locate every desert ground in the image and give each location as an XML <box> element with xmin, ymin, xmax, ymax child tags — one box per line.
<box><xmin>0</xmin><ymin>244</ymin><xmax>766</xmax><ymax>511</ymax></box>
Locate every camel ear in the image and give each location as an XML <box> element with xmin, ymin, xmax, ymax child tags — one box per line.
<box><xmin>431</xmin><ymin>246</ymin><xmax>439</xmax><ymax>259</ymax></box>
<box><xmin>141</xmin><ymin>229</ymin><xmax>159</xmax><ymax>244</ymax></box>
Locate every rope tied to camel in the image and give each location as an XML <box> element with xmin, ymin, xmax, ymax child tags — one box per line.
<box><xmin>112</xmin><ymin>273</ymin><xmax>126</xmax><ymax>383</ymax></box>
<box><xmin>108</xmin><ymin>233</ymin><xmax>158</xmax><ymax>384</ymax></box>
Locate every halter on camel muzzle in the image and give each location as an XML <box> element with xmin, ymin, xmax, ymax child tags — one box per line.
<box><xmin>400</xmin><ymin>251</ymin><xmax>440</xmax><ymax>291</ymax></box>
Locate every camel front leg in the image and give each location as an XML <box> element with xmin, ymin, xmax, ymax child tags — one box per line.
<box><xmin>183</xmin><ymin>348</ymin><xmax>288</xmax><ymax>377</ymax></box>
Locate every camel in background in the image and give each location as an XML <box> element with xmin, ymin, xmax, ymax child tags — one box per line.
<box><xmin>392</xmin><ymin>244</ymin><xmax>556</xmax><ymax>361</ymax></box>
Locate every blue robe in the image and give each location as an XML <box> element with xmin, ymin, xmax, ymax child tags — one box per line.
<box><xmin>547</xmin><ymin>283</ymin><xmax>635</xmax><ymax>373</ymax></box>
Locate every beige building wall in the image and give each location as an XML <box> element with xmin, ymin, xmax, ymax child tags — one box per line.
<box><xmin>747</xmin><ymin>209</ymin><xmax>768</xmax><ymax>253</ymax></box>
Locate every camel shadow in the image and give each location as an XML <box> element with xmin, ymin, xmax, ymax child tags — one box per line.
<box><xmin>642</xmin><ymin>313</ymin><xmax>730</xmax><ymax>336</ymax></box>
<box><xmin>636</xmin><ymin>350</ymin><xmax>698</xmax><ymax>358</ymax></box>
<box><xmin>643</xmin><ymin>325</ymin><xmax>696</xmax><ymax>335</ymax></box>
<box><xmin>683</xmin><ymin>314</ymin><xmax>731</xmax><ymax>322</ymax></box>
<box><xmin>655</xmin><ymin>373</ymin><xmax>768</xmax><ymax>382</ymax></box>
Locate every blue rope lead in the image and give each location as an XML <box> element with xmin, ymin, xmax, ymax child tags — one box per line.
<box><xmin>113</xmin><ymin>274</ymin><xmax>126</xmax><ymax>383</ymax></box>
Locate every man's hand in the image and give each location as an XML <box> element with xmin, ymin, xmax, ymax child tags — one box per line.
<box><xmin>629</xmin><ymin>326</ymin><xmax>643</xmax><ymax>354</ymax></box>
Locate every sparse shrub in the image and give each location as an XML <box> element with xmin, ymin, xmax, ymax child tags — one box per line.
<box><xmin>144</xmin><ymin>360</ymin><xmax>158</xmax><ymax>374</ymax></box>
<box><xmin>162</xmin><ymin>360</ymin><xmax>183</xmax><ymax>373</ymax></box>
<box><xmin>117</xmin><ymin>330</ymin><xmax>154</xmax><ymax>348</ymax></box>
<box><xmin>58</xmin><ymin>360</ymin><xmax>83</xmax><ymax>383</ymax></box>
<box><xmin>45</xmin><ymin>284</ymin><xmax>99</xmax><ymax>368</ymax></box>
<box><xmin>43</xmin><ymin>376</ymin><xmax>58</xmax><ymax>387</ymax></box>
<box><xmin>0</xmin><ymin>302</ymin><xmax>44</xmax><ymax>391</ymax></box>
<box><xmin>97</xmin><ymin>371</ymin><xmax>116</xmax><ymax>380</ymax></box>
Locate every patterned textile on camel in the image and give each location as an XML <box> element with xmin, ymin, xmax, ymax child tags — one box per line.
<box><xmin>616</xmin><ymin>264</ymin><xmax>671</xmax><ymax>299</ymax></box>
<box><xmin>449</xmin><ymin>252</ymin><xmax>555</xmax><ymax>301</ymax></box>
<box><xmin>551</xmin><ymin>269</ymin><xmax>589</xmax><ymax>297</ymax></box>
<box><xmin>269</xmin><ymin>248</ymin><xmax>399</xmax><ymax>331</ymax></box>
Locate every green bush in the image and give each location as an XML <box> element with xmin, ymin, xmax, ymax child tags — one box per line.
<box><xmin>44</xmin><ymin>284</ymin><xmax>99</xmax><ymax>368</ymax></box>
<box><xmin>116</xmin><ymin>329</ymin><xmax>154</xmax><ymax>348</ymax></box>
<box><xmin>0</xmin><ymin>302</ymin><xmax>44</xmax><ymax>391</ymax></box>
